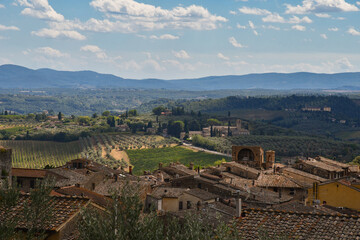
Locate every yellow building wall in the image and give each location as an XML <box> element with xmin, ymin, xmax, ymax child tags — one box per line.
<box><xmin>162</xmin><ymin>198</ymin><xmax>179</xmax><ymax>212</ymax></box>
<box><xmin>353</xmin><ymin>184</ymin><xmax>360</xmax><ymax>190</ymax></box>
<box><xmin>307</xmin><ymin>182</ymin><xmax>360</xmax><ymax>211</ymax></box>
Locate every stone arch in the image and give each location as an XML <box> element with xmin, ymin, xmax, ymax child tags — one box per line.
<box><xmin>237</xmin><ymin>148</ymin><xmax>255</xmax><ymax>161</ymax></box>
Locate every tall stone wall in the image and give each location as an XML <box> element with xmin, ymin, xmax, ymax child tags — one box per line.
<box><xmin>0</xmin><ymin>147</ymin><xmax>12</xmax><ymax>184</ymax></box>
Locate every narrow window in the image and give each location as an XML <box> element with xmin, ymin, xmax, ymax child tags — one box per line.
<box><xmin>179</xmin><ymin>201</ymin><xmax>183</xmax><ymax>210</ymax></box>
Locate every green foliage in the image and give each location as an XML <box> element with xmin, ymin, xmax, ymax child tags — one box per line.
<box><xmin>167</xmin><ymin>121</ymin><xmax>184</xmax><ymax>138</ymax></box>
<box><xmin>207</xmin><ymin>118</ymin><xmax>222</xmax><ymax>126</ymax></box>
<box><xmin>152</xmin><ymin>106</ymin><xmax>166</xmax><ymax>116</ymax></box>
<box><xmin>126</xmin><ymin>146</ymin><xmax>230</xmax><ymax>175</ymax></box>
<box><xmin>352</xmin><ymin>156</ymin><xmax>360</xmax><ymax>165</ymax></box>
<box><xmin>102</xmin><ymin>111</ymin><xmax>111</xmax><ymax>117</ymax></box>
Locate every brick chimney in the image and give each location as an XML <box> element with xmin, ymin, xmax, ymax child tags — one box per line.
<box><xmin>129</xmin><ymin>166</ymin><xmax>133</xmax><ymax>175</ymax></box>
<box><xmin>189</xmin><ymin>162</ymin><xmax>194</xmax><ymax>170</ymax></box>
<box><xmin>235</xmin><ymin>198</ymin><xmax>242</xmax><ymax>218</ymax></box>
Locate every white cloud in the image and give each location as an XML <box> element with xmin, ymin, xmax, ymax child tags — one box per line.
<box><xmin>285</xmin><ymin>0</ymin><xmax>358</xmax><ymax>14</ymax></box>
<box><xmin>262</xmin><ymin>14</ymin><xmax>312</xmax><ymax>24</ymax></box>
<box><xmin>80</xmin><ymin>45</ymin><xmax>108</xmax><ymax>59</ymax></box>
<box><xmin>347</xmin><ymin>27</ymin><xmax>360</xmax><ymax>36</ymax></box>
<box><xmin>248</xmin><ymin>21</ymin><xmax>255</xmax><ymax>29</ymax></box>
<box><xmin>229</xmin><ymin>10</ymin><xmax>237</xmax><ymax>15</ymax></box>
<box><xmin>238</xmin><ymin>7</ymin><xmax>271</xmax><ymax>15</ymax></box>
<box><xmin>229</xmin><ymin>37</ymin><xmax>246</xmax><ymax>48</ymax></box>
<box><xmin>0</xmin><ymin>24</ymin><xmax>19</xmax><ymax>31</ymax></box>
<box><xmin>80</xmin><ymin>45</ymin><xmax>102</xmax><ymax>53</ymax></box>
<box><xmin>0</xmin><ymin>4</ymin><xmax>5</xmax><ymax>8</ymax></box>
<box><xmin>288</xmin><ymin>16</ymin><xmax>312</xmax><ymax>24</ymax></box>
<box><xmin>315</xmin><ymin>13</ymin><xmax>331</xmax><ymax>18</ymax></box>
<box><xmin>357</xmin><ymin>1</ymin><xmax>360</xmax><ymax>6</ymax></box>
<box><xmin>17</xmin><ymin>0</ymin><xmax>64</xmax><ymax>21</ymax></box>
<box><xmin>88</xmin><ymin>0</ymin><xmax>227</xmax><ymax>31</ymax></box>
<box><xmin>328</xmin><ymin>27</ymin><xmax>339</xmax><ymax>31</ymax></box>
<box><xmin>253</xmin><ymin>30</ymin><xmax>259</xmax><ymax>36</ymax></box>
<box><xmin>173</xmin><ymin>50</ymin><xmax>190</xmax><ymax>59</ymax></box>
<box><xmin>217</xmin><ymin>53</ymin><xmax>229</xmax><ymax>60</ymax></box>
<box><xmin>292</xmin><ymin>25</ymin><xmax>306</xmax><ymax>31</ymax></box>
<box><xmin>320</xmin><ymin>33</ymin><xmax>328</xmax><ymax>39</ymax></box>
<box><xmin>31</xmin><ymin>28</ymin><xmax>86</xmax><ymax>40</ymax></box>
<box><xmin>236</xmin><ymin>23</ymin><xmax>246</xmax><ymax>29</ymax></box>
<box><xmin>149</xmin><ymin>34</ymin><xmax>179</xmax><ymax>40</ymax></box>
<box><xmin>262</xmin><ymin>13</ymin><xmax>285</xmax><ymax>23</ymax></box>
<box><xmin>35</xmin><ymin>47</ymin><xmax>68</xmax><ymax>58</ymax></box>
<box><xmin>262</xmin><ymin>25</ymin><xmax>281</xmax><ymax>30</ymax></box>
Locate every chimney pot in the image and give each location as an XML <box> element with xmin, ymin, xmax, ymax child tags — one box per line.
<box><xmin>129</xmin><ymin>166</ymin><xmax>133</xmax><ymax>175</ymax></box>
<box><xmin>236</xmin><ymin>198</ymin><xmax>242</xmax><ymax>218</ymax></box>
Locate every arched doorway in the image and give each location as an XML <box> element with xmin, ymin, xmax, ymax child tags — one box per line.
<box><xmin>238</xmin><ymin>148</ymin><xmax>255</xmax><ymax>161</ymax></box>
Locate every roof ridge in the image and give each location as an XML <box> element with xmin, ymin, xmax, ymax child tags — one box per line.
<box><xmin>244</xmin><ymin>208</ymin><xmax>359</xmax><ymax>219</ymax></box>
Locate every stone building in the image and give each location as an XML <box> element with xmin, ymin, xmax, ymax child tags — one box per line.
<box><xmin>294</xmin><ymin>159</ymin><xmax>347</xmax><ymax>179</ymax></box>
<box><xmin>0</xmin><ymin>147</ymin><xmax>12</xmax><ymax>185</ymax></box>
<box><xmin>232</xmin><ymin>145</ymin><xmax>275</xmax><ymax>170</ymax></box>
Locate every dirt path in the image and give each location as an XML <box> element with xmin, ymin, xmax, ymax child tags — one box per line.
<box><xmin>101</xmin><ymin>147</ymin><xmax>132</xmax><ymax>167</ymax></box>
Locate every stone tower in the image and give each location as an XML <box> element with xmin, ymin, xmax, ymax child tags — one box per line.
<box><xmin>0</xmin><ymin>147</ymin><xmax>12</xmax><ymax>185</ymax></box>
<box><xmin>265</xmin><ymin>150</ymin><xmax>275</xmax><ymax>169</ymax></box>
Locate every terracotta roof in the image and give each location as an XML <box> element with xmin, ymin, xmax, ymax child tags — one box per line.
<box><xmin>161</xmin><ymin>163</ymin><xmax>197</xmax><ymax>177</ymax></box>
<box><xmin>47</xmin><ymin>168</ymin><xmax>90</xmax><ymax>187</ymax></box>
<box><xmin>281</xmin><ymin>167</ymin><xmax>327</xmax><ymax>182</ymax></box>
<box><xmin>185</xmin><ymin>188</ymin><xmax>219</xmax><ymax>201</ymax></box>
<box><xmin>255</xmin><ymin>174</ymin><xmax>302</xmax><ymax>188</ymax></box>
<box><xmin>303</xmin><ymin>160</ymin><xmax>344</xmax><ymax>172</ymax></box>
<box><xmin>55</xmin><ymin>186</ymin><xmax>111</xmax><ymax>207</ymax></box>
<box><xmin>11</xmin><ymin>168</ymin><xmax>66</xmax><ymax>180</ymax></box>
<box><xmin>0</xmin><ymin>195</ymin><xmax>90</xmax><ymax>232</ymax></box>
<box><xmin>222</xmin><ymin>162</ymin><xmax>260</xmax><ymax>175</ymax></box>
<box><xmin>315</xmin><ymin>156</ymin><xmax>350</xmax><ymax>169</ymax></box>
<box><xmin>236</xmin><ymin>208</ymin><xmax>360</xmax><ymax>239</ymax></box>
<box><xmin>150</xmin><ymin>187</ymin><xmax>187</xmax><ymax>199</ymax></box>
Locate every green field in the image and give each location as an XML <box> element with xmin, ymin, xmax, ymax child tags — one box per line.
<box><xmin>126</xmin><ymin>146</ymin><xmax>230</xmax><ymax>175</ymax></box>
<box><xmin>0</xmin><ymin>140</ymin><xmax>82</xmax><ymax>168</ymax></box>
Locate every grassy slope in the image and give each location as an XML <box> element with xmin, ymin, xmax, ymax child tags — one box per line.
<box><xmin>126</xmin><ymin>146</ymin><xmax>230</xmax><ymax>175</ymax></box>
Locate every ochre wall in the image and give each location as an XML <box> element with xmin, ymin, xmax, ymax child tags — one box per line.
<box><xmin>162</xmin><ymin>198</ymin><xmax>179</xmax><ymax>212</ymax></box>
<box><xmin>307</xmin><ymin>182</ymin><xmax>360</xmax><ymax>210</ymax></box>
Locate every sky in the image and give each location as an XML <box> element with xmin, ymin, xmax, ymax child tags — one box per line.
<box><xmin>1</xmin><ymin>0</ymin><xmax>360</xmax><ymax>79</ymax></box>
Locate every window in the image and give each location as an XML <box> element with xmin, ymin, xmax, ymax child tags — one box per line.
<box><xmin>92</xmin><ymin>183</ymin><xmax>96</xmax><ymax>190</ymax></box>
<box><xmin>73</xmin><ymin>163</ymin><xmax>77</xmax><ymax>168</ymax></box>
<box><xmin>30</xmin><ymin>179</ymin><xmax>35</xmax><ymax>189</ymax></box>
<box><xmin>289</xmin><ymin>188</ymin><xmax>295</xmax><ymax>195</ymax></box>
<box><xmin>179</xmin><ymin>201</ymin><xmax>183</xmax><ymax>210</ymax></box>
<box><xmin>197</xmin><ymin>183</ymin><xmax>202</xmax><ymax>189</ymax></box>
<box><xmin>273</xmin><ymin>187</ymin><xmax>278</xmax><ymax>192</ymax></box>
<box><xmin>17</xmin><ymin>179</ymin><xmax>23</xmax><ymax>187</ymax></box>
<box><xmin>187</xmin><ymin>201</ymin><xmax>191</xmax><ymax>209</ymax></box>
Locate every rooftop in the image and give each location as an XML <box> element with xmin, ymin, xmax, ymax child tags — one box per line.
<box><xmin>222</xmin><ymin>162</ymin><xmax>260</xmax><ymax>175</ymax></box>
<box><xmin>55</xmin><ymin>186</ymin><xmax>110</xmax><ymax>207</ymax></box>
<box><xmin>255</xmin><ymin>174</ymin><xmax>302</xmax><ymax>189</ymax></box>
<box><xmin>315</xmin><ymin>156</ymin><xmax>350</xmax><ymax>169</ymax></box>
<box><xmin>0</xmin><ymin>195</ymin><xmax>90</xmax><ymax>232</ymax></box>
<box><xmin>302</xmin><ymin>159</ymin><xmax>344</xmax><ymax>172</ymax></box>
<box><xmin>281</xmin><ymin>167</ymin><xmax>327</xmax><ymax>182</ymax></box>
<box><xmin>236</xmin><ymin>208</ymin><xmax>360</xmax><ymax>239</ymax></box>
<box><xmin>185</xmin><ymin>188</ymin><xmax>219</xmax><ymax>201</ymax></box>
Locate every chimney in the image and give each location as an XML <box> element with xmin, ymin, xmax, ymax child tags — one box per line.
<box><xmin>235</xmin><ymin>198</ymin><xmax>242</xmax><ymax>218</ymax></box>
<box><xmin>189</xmin><ymin>162</ymin><xmax>194</xmax><ymax>170</ymax></box>
<box><xmin>129</xmin><ymin>166</ymin><xmax>133</xmax><ymax>175</ymax></box>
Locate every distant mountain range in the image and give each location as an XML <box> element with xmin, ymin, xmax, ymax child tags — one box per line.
<box><xmin>1</xmin><ymin>64</ymin><xmax>360</xmax><ymax>90</ymax></box>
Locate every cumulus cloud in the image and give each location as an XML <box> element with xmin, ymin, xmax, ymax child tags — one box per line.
<box><xmin>238</xmin><ymin>7</ymin><xmax>271</xmax><ymax>15</ymax></box>
<box><xmin>0</xmin><ymin>4</ymin><xmax>5</xmax><ymax>8</ymax></box>
<box><xmin>328</xmin><ymin>27</ymin><xmax>339</xmax><ymax>31</ymax></box>
<box><xmin>315</xmin><ymin>13</ymin><xmax>331</xmax><ymax>18</ymax></box>
<box><xmin>149</xmin><ymin>34</ymin><xmax>179</xmax><ymax>40</ymax></box>
<box><xmin>347</xmin><ymin>27</ymin><xmax>360</xmax><ymax>36</ymax></box>
<box><xmin>262</xmin><ymin>25</ymin><xmax>281</xmax><ymax>30</ymax></box>
<box><xmin>262</xmin><ymin>14</ymin><xmax>312</xmax><ymax>24</ymax></box>
<box><xmin>31</xmin><ymin>28</ymin><xmax>86</xmax><ymax>40</ymax></box>
<box><xmin>88</xmin><ymin>0</ymin><xmax>227</xmax><ymax>31</ymax></box>
<box><xmin>229</xmin><ymin>10</ymin><xmax>237</xmax><ymax>15</ymax></box>
<box><xmin>173</xmin><ymin>50</ymin><xmax>190</xmax><ymax>59</ymax></box>
<box><xmin>229</xmin><ymin>37</ymin><xmax>246</xmax><ymax>48</ymax></box>
<box><xmin>35</xmin><ymin>47</ymin><xmax>68</xmax><ymax>57</ymax></box>
<box><xmin>248</xmin><ymin>21</ymin><xmax>255</xmax><ymax>29</ymax></box>
<box><xmin>17</xmin><ymin>0</ymin><xmax>64</xmax><ymax>21</ymax></box>
<box><xmin>236</xmin><ymin>23</ymin><xmax>246</xmax><ymax>29</ymax></box>
<box><xmin>292</xmin><ymin>25</ymin><xmax>306</xmax><ymax>31</ymax></box>
<box><xmin>0</xmin><ymin>24</ymin><xmax>20</xmax><ymax>31</ymax></box>
<box><xmin>320</xmin><ymin>33</ymin><xmax>328</xmax><ymax>39</ymax></box>
<box><xmin>81</xmin><ymin>45</ymin><xmax>108</xmax><ymax>59</ymax></box>
<box><xmin>217</xmin><ymin>53</ymin><xmax>229</xmax><ymax>60</ymax></box>
<box><xmin>285</xmin><ymin>0</ymin><xmax>358</xmax><ymax>14</ymax></box>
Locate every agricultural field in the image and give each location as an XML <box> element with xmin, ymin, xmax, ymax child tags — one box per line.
<box><xmin>126</xmin><ymin>146</ymin><xmax>230</xmax><ymax>175</ymax></box>
<box><xmin>194</xmin><ymin>135</ymin><xmax>360</xmax><ymax>162</ymax></box>
<box><xmin>0</xmin><ymin>140</ymin><xmax>82</xmax><ymax>168</ymax></box>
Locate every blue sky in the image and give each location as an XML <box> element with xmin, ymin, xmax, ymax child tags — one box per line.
<box><xmin>1</xmin><ymin>0</ymin><xmax>360</xmax><ymax>79</ymax></box>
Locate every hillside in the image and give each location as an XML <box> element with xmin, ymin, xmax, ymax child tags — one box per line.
<box><xmin>1</xmin><ymin>64</ymin><xmax>360</xmax><ymax>90</ymax></box>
